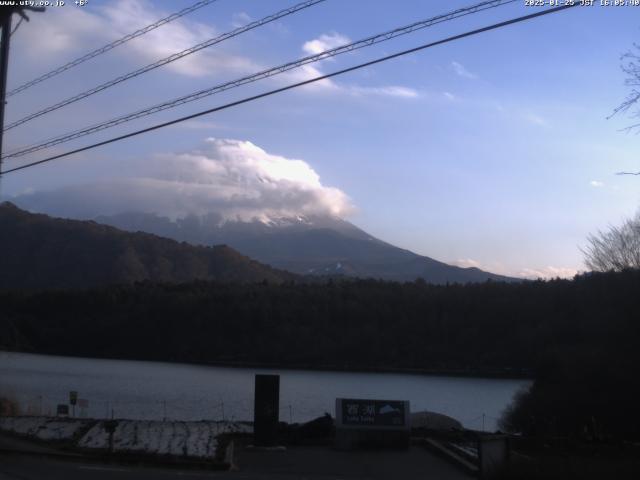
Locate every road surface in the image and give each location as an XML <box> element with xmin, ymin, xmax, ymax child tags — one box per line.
<box><xmin>0</xmin><ymin>445</ymin><xmax>471</xmax><ymax>480</ymax></box>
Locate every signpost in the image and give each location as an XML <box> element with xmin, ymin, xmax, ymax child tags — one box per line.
<box><xmin>104</xmin><ymin>420</ymin><xmax>118</xmax><ymax>454</ymax></box>
<box><xmin>335</xmin><ymin>398</ymin><xmax>410</xmax><ymax>450</ymax></box>
<box><xmin>69</xmin><ymin>391</ymin><xmax>78</xmax><ymax>417</ymax></box>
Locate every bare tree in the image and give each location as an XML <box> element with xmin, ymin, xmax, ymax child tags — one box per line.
<box><xmin>612</xmin><ymin>43</ymin><xmax>640</xmax><ymax>130</ymax></box>
<box><xmin>587</xmin><ymin>46</ymin><xmax>640</xmax><ymax>269</ymax></box>
<box><xmin>609</xmin><ymin>44</ymin><xmax>640</xmax><ymax>176</ymax></box>
<box><xmin>583</xmin><ymin>211</ymin><xmax>640</xmax><ymax>272</ymax></box>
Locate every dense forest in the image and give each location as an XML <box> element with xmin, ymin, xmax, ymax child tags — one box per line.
<box><xmin>1</xmin><ymin>270</ymin><xmax>640</xmax><ymax>438</ymax></box>
<box><xmin>2</xmin><ymin>202</ymin><xmax>639</xmax><ymax>438</ymax></box>
<box><xmin>0</xmin><ymin>202</ymin><xmax>294</xmax><ymax>288</ymax></box>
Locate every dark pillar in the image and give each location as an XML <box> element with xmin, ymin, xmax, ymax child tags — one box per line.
<box><xmin>253</xmin><ymin>374</ymin><xmax>279</xmax><ymax>446</ymax></box>
<box><xmin>0</xmin><ymin>11</ymin><xmax>12</xmax><ymax>181</ymax></box>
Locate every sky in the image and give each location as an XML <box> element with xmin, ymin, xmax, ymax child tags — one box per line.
<box><xmin>1</xmin><ymin>0</ymin><xmax>639</xmax><ymax>279</ymax></box>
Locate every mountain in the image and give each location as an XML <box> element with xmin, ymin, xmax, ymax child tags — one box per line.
<box><xmin>0</xmin><ymin>203</ymin><xmax>294</xmax><ymax>290</ymax></box>
<box><xmin>92</xmin><ymin>211</ymin><xmax>518</xmax><ymax>284</ymax></box>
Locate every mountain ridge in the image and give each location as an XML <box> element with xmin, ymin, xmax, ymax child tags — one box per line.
<box><xmin>92</xmin><ymin>210</ymin><xmax>519</xmax><ymax>284</ymax></box>
<box><xmin>0</xmin><ymin>202</ymin><xmax>295</xmax><ymax>290</ymax></box>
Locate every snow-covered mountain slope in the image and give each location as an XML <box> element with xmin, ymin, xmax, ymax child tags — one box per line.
<box><xmin>92</xmin><ymin>211</ymin><xmax>517</xmax><ymax>284</ymax></box>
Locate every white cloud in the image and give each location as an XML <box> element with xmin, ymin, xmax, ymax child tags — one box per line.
<box><xmin>16</xmin><ymin>5</ymin><xmax>109</xmax><ymax>61</ymax></box>
<box><xmin>452</xmin><ymin>259</ymin><xmax>579</xmax><ymax>280</ymax></box>
<box><xmin>100</xmin><ymin>0</ymin><xmax>257</xmax><ymax>77</ymax></box>
<box><xmin>590</xmin><ymin>180</ymin><xmax>604</xmax><ymax>187</ymax></box>
<box><xmin>451</xmin><ymin>61</ymin><xmax>477</xmax><ymax>79</ymax></box>
<box><xmin>281</xmin><ymin>63</ymin><xmax>340</xmax><ymax>91</ymax></box>
<box><xmin>231</xmin><ymin>12</ymin><xmax>252</xmax><ymax>28</ymax></box>
<box><xmin>26</xmin><ymin>15</ymin><xmax>413</xmax><ymax>100</ymax></box>
<box><xmin>281</xmin><ymin>33</ymin><xmax>418</xmax><ymax>98</ymax></box>
<box><xmin>523</xmin><ymin>113</ymin><xmax>548</xmax><ymax>127</ymax></box>
<box><xmin>443</xmin><ymin>91</ymin><xmax>459</xmax><ymax>101</ymax></box>
<box><xmin>17</xmin><ymin>0</ymin><xmax>257</xmax><ymax>78</ymax></box>
<box><xmin>453</xmin><ymin>258</ymin><xmax>482</xmax><ymax>269</ymax></box>
<box><xmin>349</xmin><ymin>86</ymin><xmax>419</xmax><ymax>98</ymax></box>
<box><xmin>13</xmin><ymin>138</ymin><xmax>354</xmax><ymax>223</ymax></box>
<box><xmin>302</xmin><ymin>32</ymin><xmax>350</xmax><ymax>57</ymax></box>
<box><xmin>281</xmin><ymin>33</ymin><xmax>350</xmax><ymax>92</ymax></box>
<box><xmin>518</xmin><ymin>266</ymin><xmax>579</xmax><ymax>280</ymax></box>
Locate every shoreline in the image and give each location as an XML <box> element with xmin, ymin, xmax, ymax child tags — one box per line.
<box><xmin>0</xmin><ymin>349</ymin><xmax>534</xmax><ymax>380</ymax></box>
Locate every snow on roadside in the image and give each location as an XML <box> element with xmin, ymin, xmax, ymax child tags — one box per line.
<box><xmin>0</xmin><ymin>416</ymin><xmax>252</xmax><ymax>459</ymax></box>
<box><xmin>77</xmin><ymin>420</ymin><xmax>252</xmax><ymax>459</ymax></box>
<box><xmin>0</xmin><ymin>416</ymin><xmax>88</xmax><ymax>441</ymax></box>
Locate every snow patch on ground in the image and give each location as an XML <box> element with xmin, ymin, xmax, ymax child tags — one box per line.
<box><xmin>0</xmin><ymin>416</ymin><xmax>252</xmax><ymax>459</ymax></box>
<box><xmin>77</xmin><ymin>420</ymin><xmax>251</xmax><ymax>458</ymax></box>
<box><xmin>0</xmin><ymin>416</ymin><xmax>88</xmax><ymax>441</ymax></box>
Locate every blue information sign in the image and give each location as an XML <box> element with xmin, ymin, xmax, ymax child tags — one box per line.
<box><xmin>339</xmin><ymin>399</ymin><xmax>406</xmax><ymax>427</ymax></box>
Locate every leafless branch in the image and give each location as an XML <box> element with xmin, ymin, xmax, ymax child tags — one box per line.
<box><xmin>582</xmin><ymin>212</ymin><xmax>640</xmax><ymax>272</ymax></box>
<box><xmin>610</xmin><ymin>43</ymin><xmax>640</xmax><ymax>127</ymax></box>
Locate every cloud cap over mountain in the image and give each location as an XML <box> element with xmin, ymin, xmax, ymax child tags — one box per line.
<box><xmin>13</xmin><ymin>138</ymin><xmax>354</xmax><ymax>222</ymax></box>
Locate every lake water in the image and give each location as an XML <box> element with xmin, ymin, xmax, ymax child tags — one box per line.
<box><xmin>0</xmin><ymin>351</ymin><xmax>530</xmax><ymax>431</ymax></box>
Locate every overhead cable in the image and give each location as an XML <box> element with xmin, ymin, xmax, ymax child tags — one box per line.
<box><xmin>7</xmin><ymin>0</ymin><xmax>221</xmax><ymax>97</ymax></box>
<box><xmin>4</xmin><ymin>0</ymin><xmax>326</xmax><ymax>131</ymax></box>
<box><xmin>3</xmin><ymin>0</ymin><xmax>516</xmax><ymax>159</ymax></box>
<box><xmin>1</xmin><ymin>3</ymin><xmax>579</xmax><ymax>176</ymax></box>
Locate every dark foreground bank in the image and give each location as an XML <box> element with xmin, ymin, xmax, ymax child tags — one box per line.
<box><xmin>2</xmin><ymin>270</ymin><xmax>640</xmax><ymax>441</ymax></box>
<box><xmin>2</xmin><ymin>270</ymin><xmax>639</xmax><ymax>374</ymax></box>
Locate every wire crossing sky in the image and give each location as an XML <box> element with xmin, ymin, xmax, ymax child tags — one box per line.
<box><xmin>1</xmin><ymin>3</ymin><xmax>579</xmax><ymax>176</ymax></box>
<box><xmin>3</xmin><ymin>0</ymin><xmax>326</xmax><ymax>131</ymax></box>
<box><xmin>6</xmin><ymin>0</ymin><xmax>222</xmax><ymax>98</ymax></box>
<box><xmin>1</xmin><ymin>0</ymin><xmax>637</xmax><ymax>279</ymax></box>
<box><xmin>3</xmin><ymin>0</ymin><xmax>516</xmax><ymax>160</ymax></box>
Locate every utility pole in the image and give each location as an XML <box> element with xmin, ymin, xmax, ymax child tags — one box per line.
<box><xmin>0</xmin><ymin>9</ymin><xmax>12</xmax><ymax>184</ymax></box>
<box><xmin>0</xmin><ymin>6</ymin><xmax>45</xmax><ymax>193</ymax></box>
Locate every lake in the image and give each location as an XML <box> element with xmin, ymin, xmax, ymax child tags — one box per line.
<box><xmin>0</xmin><ymin>351</ymin><xmax>530</xmax><ymax>431</ymax></box>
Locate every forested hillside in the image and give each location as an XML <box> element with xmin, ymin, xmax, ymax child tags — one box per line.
<box><xmin>2</xmin><ymin>269</ymin><xmax>639</xmax><ymax>438</ymax></box>
<box><xmin>3</xmin><ymin>201</ymin><xmax>639</xmax><ymax>439</ymax></box>
<box><xmin>0</xmin><ymin>202</ymin><xmax>294</xmax><ymax>289</ymax></box>
<box><xmin>2</xmin><ymin>271</ymin><xmax>638</xmax><ymax>378</ymax></box>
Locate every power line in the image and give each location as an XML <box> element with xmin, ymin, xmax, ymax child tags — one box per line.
<box><xmin>3</xmin><ymin>0</ymin><xmax>517</xmax><ymax>160</ymax></box>
<box><xmin>0</xmin><ymin>5</ymin><xmax>45</xmax><ymax>196</ymax></box>
<box><xmin>2</xmin><ymin>0</ymin><xmax>515</xmax><ymax>158</ymax></box>
<box><xmin>0</xmin><ymin>3</ymin><xmax>579</xmax><ymax>177</ymax></box>
<box><xmin>3</xmin><ymin>0</ymin><xmax>326</xmax><ymax>131</ymax></box>
<box><xmin>6</xmin><ymin>0</ymin><xmax>221</xmax><ymax>98</ymax></box>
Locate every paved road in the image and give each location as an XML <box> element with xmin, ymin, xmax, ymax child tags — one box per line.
<box><xmin>237</xmin><ymin>445</ymin><xmax>471</xmax><ymax>480</ymax></box>
<box><xmin>0</xmin><ymin>445</ymin><xmax>470</xmax><ymax>480</ymax></box>
<box><xmin>0</xmin><ymin>454</ymin><xmax>229</xmax><ymax>480</ymax></box>
<box><xmin>0</xmin><ymin>433</ymin><xmax>76</xmax><ymax>456</ymax></box>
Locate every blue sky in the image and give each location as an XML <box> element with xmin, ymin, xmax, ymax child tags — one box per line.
<box><xmin>1</xmin><ymin>0</ymin><xmax>639</xmax><ymax>278</ymax></box>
